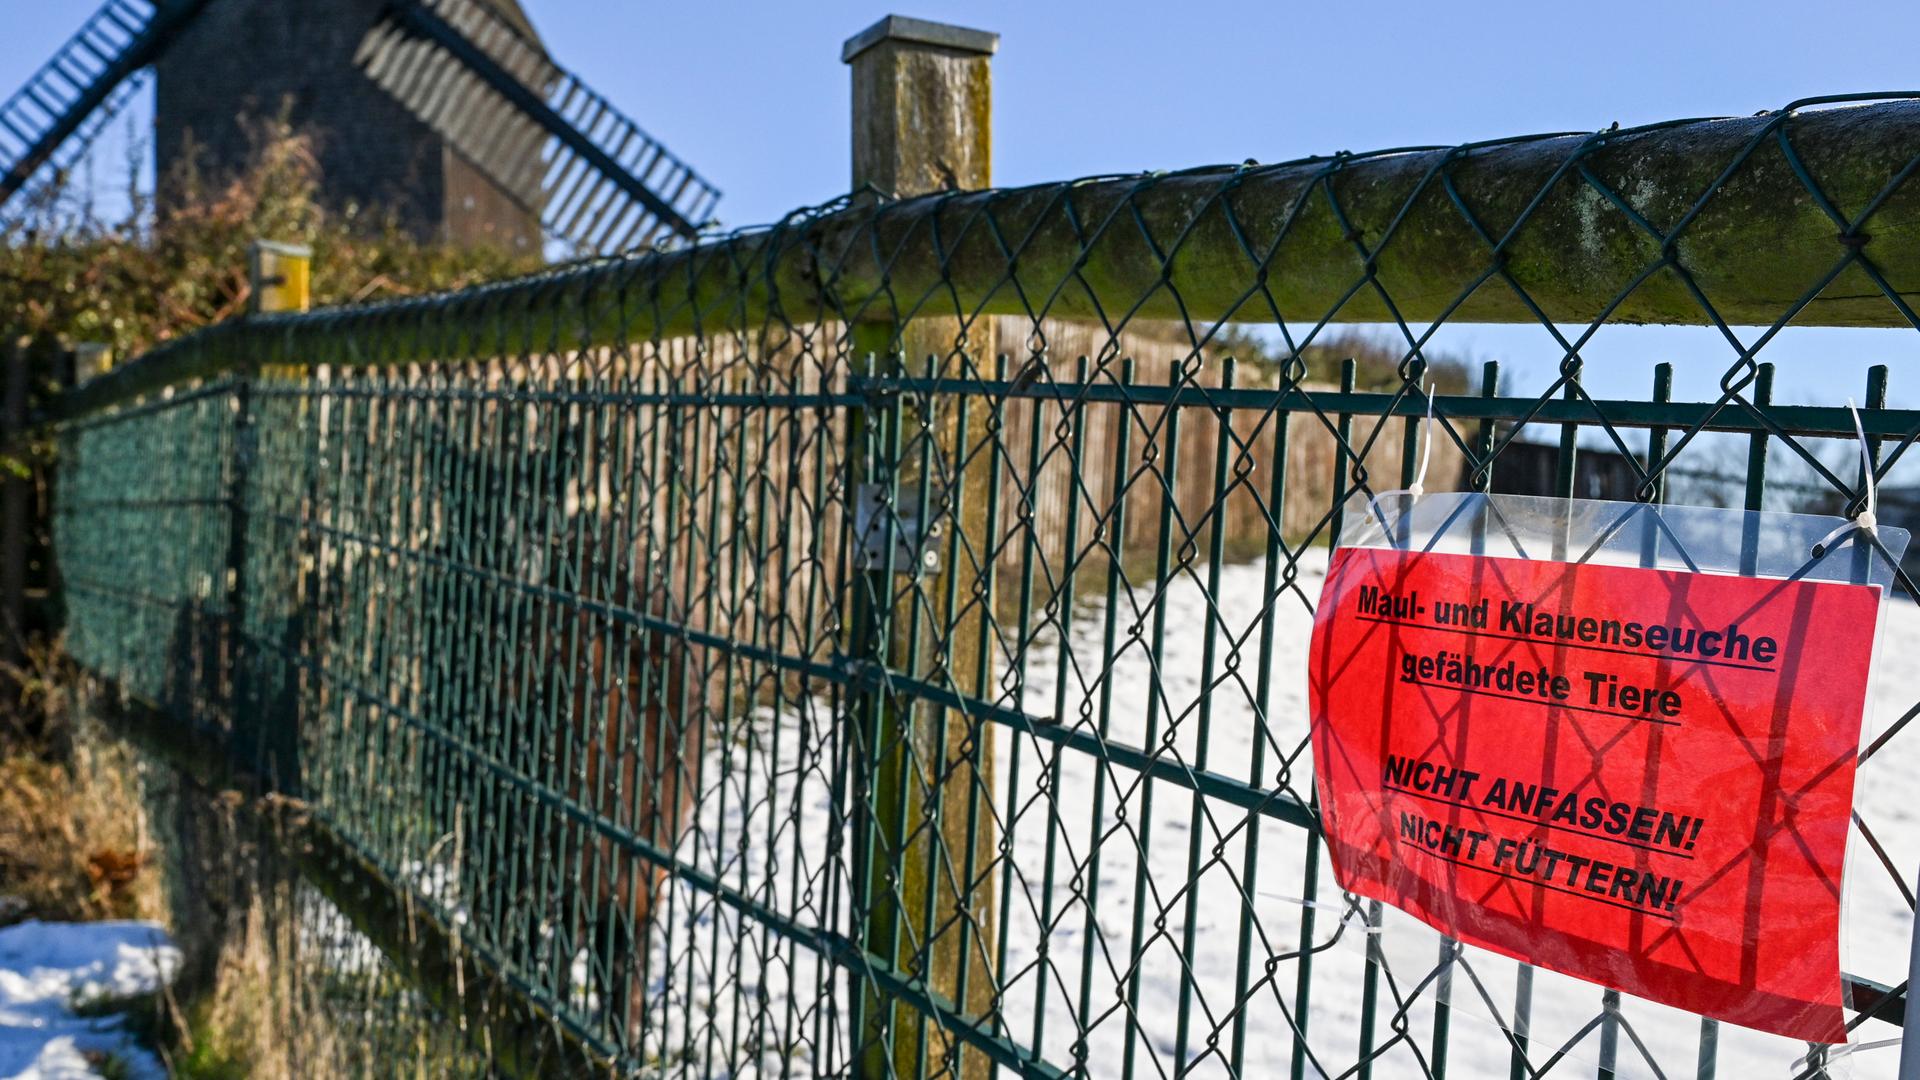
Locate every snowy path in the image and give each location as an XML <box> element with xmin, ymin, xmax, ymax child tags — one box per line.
<box><xmin>0</xmin><ymin>921</ymin><xmax>180</xmax><ymax>1080</ymax></box>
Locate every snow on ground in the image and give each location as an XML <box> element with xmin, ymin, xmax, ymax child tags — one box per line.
<box><xmin>0</xmin><ymin>920</ymin><xmax>180</xmax><ymax>1080</ymax></box>
<box><xmin>640</xmin><ymin>546</ymin><xmax>1920</xmax><ymax>1079</ymax></box>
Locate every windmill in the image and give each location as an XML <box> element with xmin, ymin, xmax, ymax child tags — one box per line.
<box><xmin>0</xmin><ymin>0</ymin><xmax>719</xmax><ymax>257</ymax></box>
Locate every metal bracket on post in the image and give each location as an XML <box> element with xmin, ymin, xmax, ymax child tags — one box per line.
<box><xmin>853</xmin><ymin>481</ymin><xmax>943</xmax><ymax>575</ymax></box>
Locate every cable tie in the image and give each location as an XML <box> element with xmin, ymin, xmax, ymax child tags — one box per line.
<box><xmin>1359</xmin><ymin>382</ymin><xmax>1438</xmax><ymax>544</ymax></box>
<box><xmin>1811</xmin><ymin>398</ymin><xmax>1879</xmax><ymax>558</ymax></box>
<box><xmin>1408</xmin><ymin>383</ymin><xmax>1435</xmax><ymax>501</ymax></box>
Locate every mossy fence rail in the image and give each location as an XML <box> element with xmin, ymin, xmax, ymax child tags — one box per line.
<box><xmin>39</xmin><ymin>95</ymin><xmax>1920</xmax><ymax>1079</ymax></box>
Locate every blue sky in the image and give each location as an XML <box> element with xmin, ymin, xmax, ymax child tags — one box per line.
<box><xmin>5</xmin><ymin>0</ymin><xmax>1920</xmax><ymax>412</ymax></box>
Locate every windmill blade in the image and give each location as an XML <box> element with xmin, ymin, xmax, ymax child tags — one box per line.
<box><xmin>356</xmin><ymin>0</ymin><xmax>720</xmax><ymax>256</ymax></box>
<box><xmin>0</xmin><ymin>0</ymin><xmax>213</xmax><ymax>212</ymax></box>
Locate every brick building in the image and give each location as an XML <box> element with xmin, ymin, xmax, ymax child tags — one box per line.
<box><xmin>153</xmin><ymin>0</ymin><xmax>545</xmax><ymax>252</ymax></box>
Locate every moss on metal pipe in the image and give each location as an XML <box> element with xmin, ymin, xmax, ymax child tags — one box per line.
<box><xmin>56</xmin><ymin>99</ymin><xmax>1920</xmax><ymax>418</ymax></box>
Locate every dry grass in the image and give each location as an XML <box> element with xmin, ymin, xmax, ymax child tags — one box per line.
<box><xmin>169</xmin><ymin>883</ymin><xmax>350</xmax><ymax>1080</ymax></box>
<box><xmin>0</xmin><ymin>649</ymin><xmax>458</xmax><ymax>1078</ymax></box>
<box><xmin>0</xmin><ymin>647</ymin><xmax>326</xmax><ymax>1077</ymax></box>
<box><xmin>0</xmin><ymin>755</ymin><xmax>150</xmax><ymax>922</ymax></box>
<box><xmin>0</xmin><ymin>649</ymin><xmax>163</xmax><ymax>926</ymax></box>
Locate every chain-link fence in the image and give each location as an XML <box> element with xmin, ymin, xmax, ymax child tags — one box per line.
<box><xmin>45</xmin><ymin>95</ymin><xmax>1920</xmax><ymax>1078</ymax></box>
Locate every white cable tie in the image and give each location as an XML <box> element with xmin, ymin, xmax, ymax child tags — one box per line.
<box><xmin>1811</xmin><ymin>398</ymin><xmax>1880</xmax><ymax>558</ymax></box>
<box><xmin>1351</xmin><ymin>382</ymin><xmax>1439</xmax><ymax>547</ymax></box>
<box><xmin>1408</xmin><ymin>380</ymin><xmax>1436</xmax><ymax>500</ymax></box>
<box><xmin>1854</xmin><ymin>396</ymin><xmax>1879</xmax><ymax>525</ymax></box>
<box><xmin>1258</xmin><ymin>893</ymin><xmax>1346</xmax><ymax>912</ymax></box>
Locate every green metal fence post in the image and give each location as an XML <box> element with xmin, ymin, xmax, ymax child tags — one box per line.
<box><xmin>0</xmin><ymin>336</ymin><xmax>33</xmax><ymax>680</ymax></box>
<box><xmin>226</xmin><ymin>243</ymin><xmax>305</xmax><ymax>788</ymax></box>
<box><xmin>221</xmin><ymin>361</ymin><xmax>269</xmax><ymax>782</ymax></box>
<box><xmin>1</xmin><ymin>339</ymin><xmax>26</xmax><ymax>670</ymax></box>
<box><xmin>844</xmin><ymin>17</ymin><xmax>1000</xmax><ymax>1079</ymax></box>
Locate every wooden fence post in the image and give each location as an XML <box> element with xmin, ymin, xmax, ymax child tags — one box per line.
<box><xmin>844</xmin><ymin>16</ymin><xmax>1000</xmax><ymax>1079</ymax></box>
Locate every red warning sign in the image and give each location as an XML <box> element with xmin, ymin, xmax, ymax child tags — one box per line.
<box><xmin>1308</xmin><ymin>546</ymin><xmax>1882</xmax><ymax>1043</ymax></box>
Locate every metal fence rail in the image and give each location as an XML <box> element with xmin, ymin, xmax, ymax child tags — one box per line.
<box><xmin>48</xmin><ymin>96</ymin><xmax>1920</xmax><ymax>1078</ymax></box>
